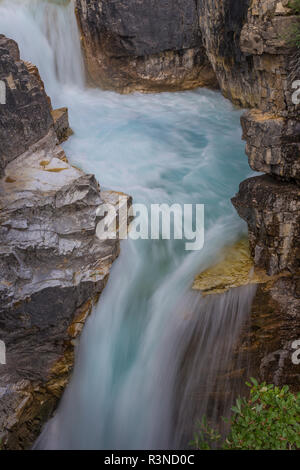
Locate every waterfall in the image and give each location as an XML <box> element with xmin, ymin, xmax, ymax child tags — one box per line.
<box><xmin>1</xmin><ymin>0</ymin><xmax>257</xmax><ymax>449</ymax></box>
<box><xmin>0</xmin><ymin>0</ymin><xmax>84</xmax><ymax>98</ymax></box>
<box><xmin>34</xmin><ymin>237</ymin><xmax>256</xmax><ymax>450</ymax></box>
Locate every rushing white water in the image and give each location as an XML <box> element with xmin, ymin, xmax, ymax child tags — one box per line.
<box><xmin>1</xmin><ymin>0</ymin><xmax>257</xmax><ymax>449</ymax></box>
<box><xmin>0</xmin><ymin>0</ymin><xmax>84</xmax><ymax>96</ymax></box>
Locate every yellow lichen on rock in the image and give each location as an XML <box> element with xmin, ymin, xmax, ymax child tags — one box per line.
<box><xmin>192</xmin><ymin>238</ymin><xmax>284</xmax><ymax>296</ymax></box>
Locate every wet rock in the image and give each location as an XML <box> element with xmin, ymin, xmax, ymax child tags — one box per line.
<box><xmin>232</xmin><ymin>175</ymin><xmax>300</xmax><ymax>276</ymax></box>
<box><xmin>24</xmin><ymin>60</ymin><xmax>52</xmax><ymax>109</ymax></box>
<box><xmin>192</xmin><ymin>238</ymin><xmax>288</xmax><ymax>295</ymax></box>
<box><xmin>236</xmin><ymin>274</ymin><xmax>300</xmax><ymax>391</ymax></box>
<box><xmin>0</xmin><ymin>36</ymin><xmax>53</xmax><ymax>176</ymax></box>
<box><xmin>51</xmin><ymin>107</ymin><xmax>73</xmax><ymax>144</ymax></box>
<box><xmin>0</xmin><ymin>125</ymin><xmax>132</xmax><ymax>449</ymax></box>
<box><xmin>197</xmin><ymin>0</ymin><xmax>297</xmax><ymax>113</ymax></box>
<box><xmin>75</xmin><ymin>0</ymin><xmax>218</xmax><ymax>93</ymax></box>
<box><xmin>241</xmin><ymin>110</ymin><xmax>300</xmax><ymax>182</ymax></box>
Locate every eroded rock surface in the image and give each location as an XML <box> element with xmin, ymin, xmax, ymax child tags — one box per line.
<box><xmin>224</xmin><ymin>1</ymin><xmax>300</xmax><ymax>281</ymax></box>
<box><xmin>231</xmin><ymin>173</ymin><xmax>300</xmax><ymax>390</ymax></box>
<box><xmin>241</xmin><ymin>110</ymin><xmax>300</xmax><ymax>181</ymax></box>
<box><xmin>0</xmin><ymin>36</ymin><xmax>53</xmax><ymax>176</ymax></box>
<box><xmin>235</xmin><ymin>274</ymin><xmax>300</xmax><ymax>391</ymax></box>
<box><xmin>192</xmin><ymin>238</ymin><xmax>289</xmax><ymax>295</ymax></box>
<box><xmin>232</xmin><ymin>176</ymin><xmax>300</xmax><ymax>276</ymax></box>
<box><xmin>193</xmin><ymin>1</ymin><xmax>300</xmax><ymax>389</ymax></box>
<box><xmin>51</xmin><ymin>107</ymin><xmax>73</xmax><ymax>144</ymax></box>
<box><xmin>75</xmin><ymin>0</ymin><xmax>218</xmax><ymax>93</ymax></box>
<box><xmin>0</xmin><ymin>138</ymin><xmax>130</xmax><ymax>447</ymax></box>
<box><xmin>198</xmin><ymin>0</ymin><xmax>297</xmax><ymax>112</ymax></box>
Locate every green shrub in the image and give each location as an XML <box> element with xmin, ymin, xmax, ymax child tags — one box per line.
<box><xmin>289</xmin><ymin>0</ymin><xmax>300</xmax><ymax>47</ymax></box>
<box><xmin>190</xmin><ymin>379</ymin><xmax>300</xmax><ymax>450</ymax></box>
<box><xmin>289</xmin><ymin>0</ymin><xmax>300</xmax><ymax>15</ymax></box>
<box><xmin>289</xmin><ymin>24</ymin><xmax>300</xmax><ymax>48</ymax></box>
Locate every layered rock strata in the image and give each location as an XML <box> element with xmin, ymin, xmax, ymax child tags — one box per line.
<box><xmin>241</xmin><ymin>110</ymin><xmax>300</xmax><ymax>181</ymax></box>
<box><xmin>193</xmin><ymin>237</ymin><xmax>300</xmax><ymax>392</ymax></box>
<box><xmin>232</xmin><ymin>176</ymin><xmax>300</xmax><ymax>276</ymax></box>
<box><xmin>237</xmin><ymin>273</ymin><xmax>300</xmax><ymax>391</ymax></box>
<box><xmin>227</xmin><ymin>2</ymin><xmax>299</xmax><ymax>280</ymax></box>
<box><xmin>198</xmin><ymin>0</ymin><xmax>298</xmax><ymax>112</ymax></box>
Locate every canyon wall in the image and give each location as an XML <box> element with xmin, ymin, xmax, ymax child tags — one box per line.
<box><xmin>75</xmin><ymin>0</ymin><xmax>218</xmax><ymax>92</ymax></box>
<box><xmin>197</xmin><ymin>0</ymin><xmax>296</xmax><ymax>111</ymax></box>
<box><xmin>197</xmin><ymin>0</ymin><xmax>300</xmax><ymax>387</ymax></box>
<box><xmin>223</xmin><ymin>1</ymin><xmax>299</xmax><ymax>280</ymax></box>
<box><xmin>194</xmin><ymin>0</ymin><xmax>300</xmax><ymax>278</ymax></box>
<box><xmin>0</xmin><ymin>36</ymin><xmax>130</xmax><ymax>449</ymax></box>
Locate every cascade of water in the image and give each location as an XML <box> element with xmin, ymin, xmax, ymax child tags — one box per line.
<box><xmin>0</xmin><ymin>0</ymin><xmax>257</xmax><ymax>449</ymax></box>
<box><xmin>34</xmin><ymin>237</ymin><xmax>256</xmax><ymax>449</ymax></box>
<box><xmin>0</xmin><ymin>0</ymin><xmax>84</xmax><ymax>98</ymax></box>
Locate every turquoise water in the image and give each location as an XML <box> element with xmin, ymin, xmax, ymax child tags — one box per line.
<box><xmin>0</xmin><ymin>0</ymin><xmax>256</xmax><ymax>449</ymax></box>
<box><xmin>46</xmin><ymin>86</ymin><xmax>255</xmax><ymax>450</ymax></box>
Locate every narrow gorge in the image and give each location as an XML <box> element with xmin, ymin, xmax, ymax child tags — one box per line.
<box><xmin>0</xmin><ymin>0</ymin><xmax>299</xmax><ymax>450</ymax></box>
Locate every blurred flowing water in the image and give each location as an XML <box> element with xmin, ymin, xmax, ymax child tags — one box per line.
<box><xmin>0</xmin><ymin>0</ymin><xmax>256</xmax><ymax>449</ymax></box>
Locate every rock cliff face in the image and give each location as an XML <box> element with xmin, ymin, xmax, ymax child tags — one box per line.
<box><xmin>75</xmin><ymin>0</ymin><xmax>218</xmax><ymax>92</ymax></box>
<box><xmin>193</xmin><ymin>1</ymin><xmax>299</xmax><ymax>282</ymax></box>
<box><xmin>0</xmin><ymin>36</ymin><xmax>130</xmax><ymax>449</ymax></box>
<box><xmin>197</xmin><ymin>0</ymin><xmax>298</xmax><ymax>112</ymax></box>
<box><xmin>232</xmin><ymin>176</ymin><xmax>300</xmax><ymax>275</ymax></box>
<box><xmin>0</xmin><ymin>35</ymin><xmax>53</xmax><ymax>176</ymax></box>
<box><xmin>194</xmin><ymin>2</ymin><xmax>300</xmax><ymax>281</ymax></box>
<box><xmin>240</xmin><ymin>110</ymin><xmax>300</xmax><ymax>181</ymax></box>
<box><xmin>238</xmin><ymin>273</ymin><xmax>300</xmax><ymax>391</ymax></box>
<box><xmin>232</xmin><ymin>174</ymin><xmax>299</xmax><ymax>390</ymax></box>
<box><xmin>184</xmin><ymin>1</ymin><xmax>299</xmax><ymax>387</ymax></box>
<box><xmin>218</xmin><ymin>2</ymin><xmax>300</xmax><ymax>388</ymax></box>
<box><xmin>227</xmin><ymin>0</ymin><xmax>299</xmax><ymax>281</ymax></box>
